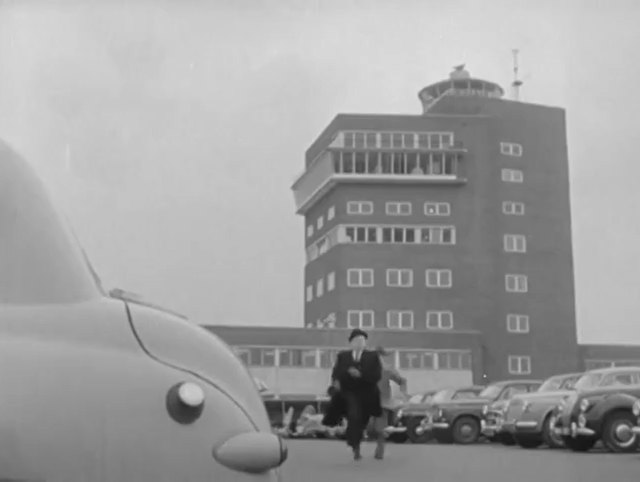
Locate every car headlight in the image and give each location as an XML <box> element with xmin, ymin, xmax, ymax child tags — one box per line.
<box><xmin>579</xmin><ymin>398</ymin><xmax>590</xmax><ymax>413</ymax></box>
<box><xmin>167</xmin><ymin>381</ymin><xmax>206</xmax><ymax>424</ymax></box>
<box><xmin>482</xmin><ymin>404</ymin><xmax>488</xmax><ymax>416</ymax></box>
<box><xmin>397</xmin><ymin>409</ymin><xmax>404</xmax><ymax>418</ymax></box>
<box><xmin>437</xmin><ymin>409</ymin><xmax>444</xmax><ymax>419</ymax></box>
<box><xmin>632</xmin><ymin>400</ymin><xmax>640</xmax><ymax>417</ymax></box>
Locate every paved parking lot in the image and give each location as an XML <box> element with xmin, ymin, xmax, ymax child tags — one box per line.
<box><xmin>281</xmin><ymin>440</ymin><xmax>640</xmax><ymax>482</ymax></box>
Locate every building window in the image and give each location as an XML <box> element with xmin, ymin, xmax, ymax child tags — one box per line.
<box><xmin>420</xmin><ymin>226</ymin><xmax>455</xmax><ymax>244</ymax></box>
<box><xmin>348</xmin><ymin>310</ymin><xmax>374</xmax><ymax>329</ymax></box>
<box><xmin>505</xmin><ymin>274</ymin><xmax>528</xmax><ymax>293</ymax></box>
<box><xmin>381</xmin><ymin>226</ymin><xmax>416</xmax><ymax>243</ymax></box>
<box><xmin>426</xmin><ymin>269</ymin><xmax>452</xmax><ymax>288</ymax></box>
<box><xmin>306</xmin><ymin>225</ymin><xmax>314</xmax><ymax>238</ymax></box>
<box><xmin>305</xmin><ymin>285</ymin><xmax>313</xmax><ymax>302</ymax></box>
<box><xmin>386</xmin><ymin>268</ymin><xmax>413</xmax><ymax>287</ymax></box>
<box><xmin>327</xmin><ymin>205</ymin><xmax>335</xmax><ymax>220</ymax></box>
<box><xmin>327</xmin><ymin>272</ymin><xmax>335</xmax><ymax>291</ymax></box>
<box><xmin>502</xmin><ymin>201</ymin><xmax>525</xmax><ymax>216</ymax></box>
<box><xmin>507</xmin><ymin>314</ymin><xmax>530</xmax><ymax>333</ymax></box>
<box><xmin>345</xmin><ymin>226</ymin><xmax>378</xmax><ymax>243</ymax></box>
<box><xmin>426</xmin><ymin>311</ymin><xmax>454</xmax><ymax>330</ymax></box>
<box><xmin>317</xmin><ymin>216</ymin><xmax>324</xmax><ymax>230</ymax></box>
<box><xmin>386</xmin><ymin>201</ymin><xmax>412</xmax><ymax>216</ymax></box>
<box><xmin>501</xmin><ymin>169</ymin><xmax>523</xmax><ymax>183</ymax></box>
<box><xmin>316</xmin><ymin>279</ymin><xmax>324</xmax><ymax>297</ymax></box>
<box><xmin>424</xmin><ymin>202</ymin><xmax>451</xmax><ymax>216</ymax></box>
<box><xmin>500</xmin><ymin>142</ymin><xmax>523</xmax><ymax>157</ymax></box>
<box><xmin>347</xmin><ymin>268</ymin><xmax>374</xmax><ymax>287</ymax></box>
<box><xmin>387</xmin><ymin>310</ymin><xmax>414</xmax><ymax>329</ymax></box>
<box><xmin>347</xmin><ymin>201</ymin><xmax>373</xmax><ymax>215</ymax></box>
<box><xmin>508</xmin><ymin>355</ymin><xmax>532</xmax><ymax>375</ymax></box>
<box><xmin>278</xmin><ymin>348</ymin><xmax>303</xmax><ymax>367</ymax></box>
<box><xmin>504</xmin><ymin>234</ymin><xmax>527</xmax><ymax>253</ymax></box>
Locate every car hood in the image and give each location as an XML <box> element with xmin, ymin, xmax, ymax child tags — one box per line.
<box><xmin>399</xmin><ymin>402</ymin><xmax>434</xmax><ymax>412</ymax></box>
<box><xmin>511</xmin><ymin>390</ymin><xmax>574</xmax><ymax>403</ymax></box>
<box><xmin>125</xmin><ymin>300</ymin><xmax>270</xmax><ymax>431</ymax></box>
<box><xmin>436</xmin><ymin>398</ymin><xmax>488</xmax><ymax>409</ymax></box>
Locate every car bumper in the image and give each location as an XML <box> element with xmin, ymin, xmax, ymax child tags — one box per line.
<box><xmin>631</xmin><ymin>426</ymin><xmax>640</xmax><ymax>435</ymax></box>
<box><xmin>431</xmin><ymin>422</ymin><xmax>450</xmax><ymax>430</ymax></box>
<box><xmin>384</xmin><ymin>425</ymin><xmax>407</xmax><ymax>434</ymax></box>
<box><xmin>553</xmin><ymin>421</ymin><xmax>595</xmax><ymax>438</ymax></box>
<box><xmin>480</xmin><ymin>419</ymin><xmax>503</xmax><ymax>437</ymax></box>
<box><xmin>514</xmin><ymin>420</ymin><xmax>540</xmax><ymax>433</ymax></box>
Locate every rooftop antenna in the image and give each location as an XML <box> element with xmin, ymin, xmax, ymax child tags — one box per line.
<box><xmin>512</xmin><ymin>49</ymin><xmax>523</xmax><ymax>101</ymax></box>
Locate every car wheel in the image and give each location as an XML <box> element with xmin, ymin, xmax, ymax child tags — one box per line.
<box><xmin>452</xmin><ymin>416</ymin><xmax>481</xmax><ymax>444</ymax></box>
<box><xmin>601</xmin><ymin>411</ymin><xmax>640</xmax><ymax>453</ymax></box>
<box><xmin>542</xmin><ymin>413</ymin><xmax>564</xmax><ymax>449</ymax></box>
<box><xmin>514</xmin><ymin>434</ymin><xmax>543</xmax><ymax>449</ymax></box>
<box><xmin>406</xmin><ymin>417</ymin><xmax>432</xmax><ymax>443</ymax></box>
<box><xmin>498</xmin><ymin>432</ymin><xmax>516</xmax><ymax>446</ymax></box>
<box><xmin>562</xmin><ymin>436</ymin><xmax>596</xmax><ymax>452</ymax></box>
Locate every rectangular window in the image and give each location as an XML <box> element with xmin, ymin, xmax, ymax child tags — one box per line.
<box><xmin>301</xmin><ymin>349</ymin><xmax>317</xmax><ymax>368</ymax></box>
<box><xmin>381</xmin><ymin>226</ymin><xmax>416</xmax><ymax>244</ymax></box>
<box><xmin>319</xmin><ymin>349</ymin><xmax>339</xmax><ymax>368</ymax></box>
<box><xmin>507</xmin><ymin>314</ymin><xmax>530</xmax><ymax>333</ymax></box>
<box><xmin>327</xmin><ymin>205</ymin><xmax>335</xmax><ymax>220</ymax></box>
<box><xmin>348</xmin><ymin>310</ymin><xmax>374</xmax><ymax>329</ymax></box>
<box><xmin>317</xmin><ymin>216</ymin><xmax>324</xmax><ymax>230</ymax></box>
<box><xmin>305</xmin><ymin>285</ymin><xmax>313</xmax><ymax>302</ymax></box>
<box><xmin>420</xmin><ymin>226</ymin><xmax>456</xmax><ymax>245</ymax></box>
<box><xmin>327</xmin><ymin>272</ymin><xmax>336</xmax><ymax>291</ymax></box>
<box><xmin>344</xmin><ymin>225</ymin><xmax>378</xmax><ymax>243</ymax></box>
<box><xmin>502</xmin><ymin>201</ymin><xmax>525</xmax><ymax>216</ymax></box>
<box><xmin>501</xmin><ymin>169</ymin><xmax>523</xmax><ymax>183</ymax></box>
<box><xmin>508</xmin><ymin>355</ymin><xmax>532</xmax><ymax>375</ymax></box>
<box><xmin>386</xmin><ymin>202</ymin><xmax>412</xmax><ymax>216</ymax></box>
<box><xmin>316</xmin><ymin>279</ymin><xmax>324</xmax><ymax>297</ymax></box>
<box><xmin>500</xmin><ymin>142</ymin><xmax>523</xmax><ymax>157</ymax></box>
<box><xmin>278</xmin><ymin>348</ymin><xmax>302</xmax><ymax>367</ymax></box>
<box><xmin>504</xmin><ymin>234</ymin><xmax>527</xmax><ymax>253</ymax></box>
<box><xmin>386</xmin><ymin>268</ymin><xmax>413</xmax><ymax>287</ymax></box>
<box><xmin>426</xmin><ymin>311</ymin><xmax>454</xmax><ymax>330</ymax></box>
<box><xmin>505</xmin><ymin>274</ymin><xmax>528</xmax><ymax>293</ymax></box>
<box><xmin>387</xmin><ymin>310</ymin><xmax>414</xmax><ymax>329</ymax></box>
<box><xmin>347</xmin><ymin>268</ymin><xmax>374</xmax><ymax>287</ymax></box>
<box><xmin>424</xmin><ymin>202</ymin><xmax>451</xmax><ymax>216</ymax></box>
<box><xmin>426</xmin><ymin>269</ymin><xmax>452</xmax><ymax>288</ymax></box>
<box><xmin>306</xmin><ymin>225</ymin><xmax>314</xmax><ymax>237</ymax></box>
<box><xmin>347</xmin><ymin>201</ymin><xmax>373</xmax><ymax>215</ymax></box>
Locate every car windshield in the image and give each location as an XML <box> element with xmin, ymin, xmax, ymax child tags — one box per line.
<box><xmin>561</xmin><ymin>377</ymin><xmax>578</xmax><ymax>390</ymax></box>
<box><xmin>478</xmin><ymin>385</ymin><xmax>502</xmax><ymax>400</ymax></box>
<box><xmin>431</xmin><ymin>389</ymin><xmax>454</xmax><ymax>402</ymax></box>
<box><xmin>538</xmin><ymin>377</ymin><xmax>563</xmax><ymax>392</ymax></box>
<box><xmin>452</xmin><ymin>390</ymin><xmax>478</xmax><ymax>399</ymax></box>
<box><xmin>574</xmin><ymin>373</ymin><xmax>603</xmax><ymax>390</ymax></box>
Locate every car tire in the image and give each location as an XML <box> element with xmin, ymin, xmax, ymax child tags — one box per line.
<box><xmin>514</xmin><ymin>434</ymin><xmax>543</xmax><ymax>449</ymax></box>
<box><xmin>601</xmin><ymin>410</ymin><xmax>640</xmax><ymax>453</ymax></box>
<box><xmin>406</xmin><ymin>417</ymin><xmax>432</xmax><ymax>444</ymax></box>
<box><xmin>497</xmin><ymin>432</ymin><xmax>516</xmax><ymax>446</ymax></box>
<box><xmin>542</xmin><ymin>413</ymin><xmax>564</xmax><ymax>449</ymax></box>
<box><xmin>562</xmin><ymin>436</ymin><xmax>596</xmax><ymax>452</ymax></box>
<box><xmin>451</xmin><ymin>416</ymin><xmax>481</xmax><ymax>444</ymax></box>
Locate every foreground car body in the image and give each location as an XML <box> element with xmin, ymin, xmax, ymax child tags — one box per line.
<box><xmin>0</xmin><ymin>142</ymin><xmax>286</xmax><ymax>481</ymax></box>
<box><xmin>554</xmin><ymin>367</ymin><xmax>640</xmax><ymax>453</ymax></box>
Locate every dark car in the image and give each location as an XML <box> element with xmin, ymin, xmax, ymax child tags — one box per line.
<box><xmin>430</xmin><ymin>379</ymin><xmax>542</xmax><ymax>444</ymax></box>
<box><xmin>384</xmin><ymin>391</ymin><xmax>436</xmax><ymax>443</ymax></box>
<box><xmin>389</xmin><ymin>387</ymin><xmax>483</xmax><ymax>443</ymax></box>
<box><xmin>554</xmin><ymin>375</ymin><xmax>640</xmax><ymax>453</ymax></box>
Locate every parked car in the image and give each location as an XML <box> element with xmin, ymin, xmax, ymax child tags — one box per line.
<box><xmin>384</xmin><ymin>391</ymin><xmax>437</xmax><ymax>443</ymax></box>
<box><xmin>553</xmin><ymin>367</ymin><xmax>640</xmax><ymax>453</ymax></box>
<box><xmin>0</xmin><ymin>142</ymin><xmax>287</xmax><ymax>481</ymax></box>
<box><xmin>500</xmin><ymin>372</ymin><xmax>582</xmax><ymax>449</ymax></box>
<box><xmin>429</xmin><ymin>379</ymin><xmax>542</xmax><ymax>444</ymax></box>
<box><xmin>389</xmin><ymin>387</ymin><xmax>483</xmax><ymax>443</ymax></box>
<box><xmin>632</xmin><ymin>397</ymin><xmax>640</xmax><ymax>437</ymax></box>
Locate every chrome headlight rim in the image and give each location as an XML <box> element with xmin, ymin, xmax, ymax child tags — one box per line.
<box><xmin>579</xmin><ymin>398</ymin><xmax>590</xmax><ymax>413</ymax></box>
<box><xmin>632</xmin><ymin>400</ymin><xmax>640</xmax><ymax>417</ymax></box>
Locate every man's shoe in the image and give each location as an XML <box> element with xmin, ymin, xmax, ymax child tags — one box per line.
<box><xmin>353</xmin><ymin>447</ymin><xmax>362</xmax><ymax>460</ymax></box>
<box><xmin>374</xmin><ymin>443</ymin><xmax>384</xmax><ymax>459</ymax></box>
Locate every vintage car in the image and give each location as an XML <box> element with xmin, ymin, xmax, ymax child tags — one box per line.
<box><xmin>553</xmin><ymin>367</ymin><xmax>640</xmax><ymax>453</ymax></box>
<box><xmin>500</xmin><ymin>372</ymin><xmax>582</xmax><ymax>449</ymax></box>
<box><xmin>387</xmin><ymin>387</ymin><xmax>482</xmax><ymax>443</ymax></box>
<box><xmin>384</xmin><ymin>391</ymin><xmax>436</xmax><ymax>443</ymax></box>
<box><xmin>0</xmin><ymin>142</ymin><xmax>287</xmax><ymax>481</ymax></box>
<box><xmin>428</xmin><ymin>379</ymin><xmax>542</xmax><ymax>444</ymax></box>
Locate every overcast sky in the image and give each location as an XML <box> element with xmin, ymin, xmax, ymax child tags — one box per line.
<box><xmin>0</xmin><ymin>0</ymin><xmax>638</xmax><ymax>345</ymax></box>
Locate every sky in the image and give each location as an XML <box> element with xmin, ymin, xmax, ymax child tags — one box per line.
<box><xmin>0</xmin><ymin>0</ymin><xmax>638</xmax><ymax>344</ymax></box>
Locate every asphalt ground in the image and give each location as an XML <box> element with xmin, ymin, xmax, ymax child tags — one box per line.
<box><xmin>280</xmin><ymin>439</ymin><xmax>640</xmax><ymax>482</ymax></box>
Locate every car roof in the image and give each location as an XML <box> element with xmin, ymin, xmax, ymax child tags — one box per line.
<box><xmin>585</xmin><ymin>366</ymin><xmax>640</xmax><ymax>375</ymax></box>
<box><xmin>0</xmin><ymin>141</ymin><xmax>103</xmax><ymax>304</ymax></box>
<box><xmin>492</xmin><ymin>379</ymin><xmax>543</xmax><ymax>386</ymax></box>
<box><xmin>547</xmin><ymin>372</ymin><xmax>583</xmax><ymax>380</ymax></box>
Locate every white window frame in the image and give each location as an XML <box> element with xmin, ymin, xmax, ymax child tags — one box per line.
<box><xmin>508</xmin><ymin>355</ymin><xmax>532</xmax><ymax>375</ymax></box>
<box><xmin>386</xmin><ymin>268</ymin><xmax>413</xmax><ymax>287</ymax></box>
<box><xmin>327</xmin><ymin>272</ymin><xmax>336</xmax><ymax>291</ymax></box>
<box><xmin>425</xmin><ymin>269</ymin><xmax>453</xmax><ymax>288</ymax></box>
<box><xmin>347</xmin><ymin>268</ymin><xmax>374</xmax><ymax>287</ymax></box>
<box><xmin>317</xmin><ymin>216</ymin><xmax>324</xmax><ymax>230</ymax></box>
<box><xmin>500</xmin><ymin>142</ymin><xmax>523</xmax><ymax>157</ymax></box>
<box><xmin>316</xmin><ymin>278</ymin><xmax>324</xmax><ymax>297</ymax></box>
<box><xmin>347</xmin><ymin>310</ymin><xmax>375</xmax><ymax>329</ymax></box>
<box><xmin>424</xmin><ymin>202</ymin><xmax>451</xmax><ymax>216</ymax></box>
<box><xmin>501</xmin><ymin>169</ymin><xmax>524</xmax><ymax>183</ymax></box>
<box><xmin>504</xmin><ymin>234</ymin><xmax>527</xmax><ymax>253</ymax></box>
<box><xmin>386</xmin><ymin>201</ymin><xmax>412</xmax><ymax>216</ymax></box>
<box><xmin>502</xmin><ymin>201</ymin><xmax>525</xmax><ymax>216</ymax></box>
<box><xmin>306</xmin><ymin>224</ymin><xmax>314</xmax><ymax>238</ymax></box>
<box><xmin>386</xmin><ymin>310</ymin><xmax>414</xmax><ymax>329</ymax></box>
<box><xmin>505</xmin><ymin>274</ymin><xmax>528</xmax><ymax>293</ymax></box>
<box><xmin>507</xmin><ymin>314</ymin><xmax>530</xmax><ymax>333</ymax></box>
<box><xmin>305</xmin><ymin>285</ymin><xmax>313</xmax><ymax>302</ymax></box>
<box><xmin>347</xmin><ymin>201</ymin><xmax>374</xmax><ymax>215</ymax></box>
<box><xmin>426</xmin><ymin>311</ymin><xmax>454</xmax><ymax>330</ymax></box>
<box><xmin>327</xmin><ymin>205</ymin><xmax>335</xmax><ymax>221</ymax></box>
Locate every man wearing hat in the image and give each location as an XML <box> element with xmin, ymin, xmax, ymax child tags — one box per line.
<box><xmin>325</xmin><ymin>328</ymin><xmax>383</xmax><ymax>460</ymax></box>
